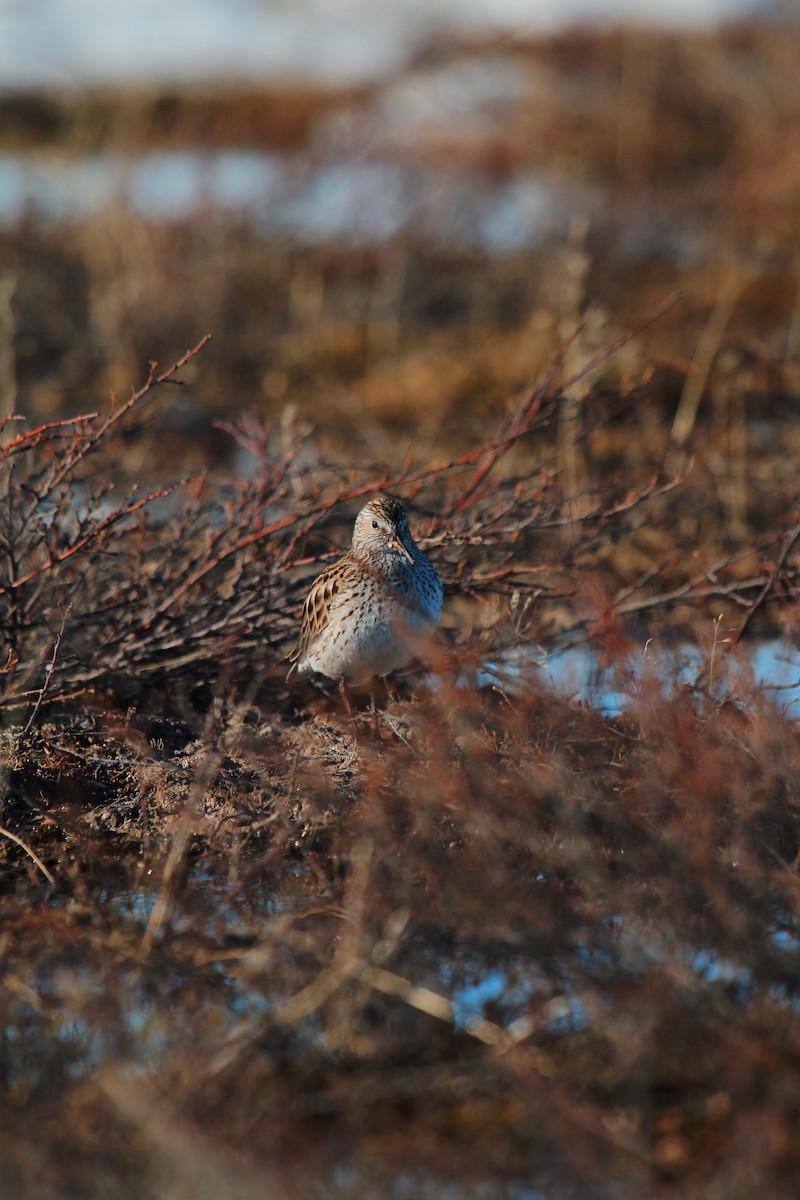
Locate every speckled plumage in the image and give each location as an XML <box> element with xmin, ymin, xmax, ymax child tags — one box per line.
<box><xmin>287</xmin><ymin>496</ymin><xmax>443</xmax><ymax>684</ymax></box>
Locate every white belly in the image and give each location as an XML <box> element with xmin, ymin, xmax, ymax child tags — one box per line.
<box><xmin>303</xmin><ymin>600</ymin><xmax>434</xmax><ymax>683</ymax></box>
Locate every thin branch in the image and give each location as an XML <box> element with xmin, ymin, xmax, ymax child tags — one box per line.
<box><xmin>560</xmin><ymin>290</ymin><xmax>684</xmax><ymax>398</ymax></box>
<box><xmin>0</xmin><ymin>414</ymin><xmax>99</xmax><ymax>457</ymax></box>
<box><xmin>0</xmin><ymin>487</ymin><xmax>178</xmax><ymax>596</ymax></box>
<box><xmin>45</xmin><ymin>335</ymin><xmax>211</xmax><ymax>495</ymax></box>
<box><xmin>0</xmin><ymin>825</ymin><xmax>55</xmax><ymax>884</ymax></box>
<box><xmin>19</xmin><ymin>603</ymin><xmax>71</xmax><ymax>743</ymax></box>
<box><xmin>733</xmin><ymin>515</ymin><xmax>800</xmax><ymax>644</ymax></box>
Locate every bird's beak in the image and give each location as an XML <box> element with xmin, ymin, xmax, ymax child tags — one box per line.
<box><xmin>390</xmin><ymin>537</ymin><xmax>414</xmax><ymax>564</ymax></box>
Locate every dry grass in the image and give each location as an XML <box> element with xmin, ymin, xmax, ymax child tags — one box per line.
<box><xmin>3</xmin><ymin>648</ymin><xmax>800</xmax><ymax>1198</ymax></box>
<box><xmin>3</xmin><ymin>18</ymin><xmax>800</xmax><ymax>1200</ymax></box>
<box><xmin>1</xmin><ymin>332</ymin><xmax>800</xmax><ymax>1198</ymax></box>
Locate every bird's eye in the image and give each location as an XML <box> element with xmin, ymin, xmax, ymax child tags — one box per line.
<box><xmin>372</xmin><ymin>520</ymin><xmax>379</xmax><ymax>529</ymax></box>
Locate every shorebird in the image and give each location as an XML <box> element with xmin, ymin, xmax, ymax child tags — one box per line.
<box><xmin>287</xmin><ymin>496</ymin><xmax>443</xmax><ymax>691</ymax></box>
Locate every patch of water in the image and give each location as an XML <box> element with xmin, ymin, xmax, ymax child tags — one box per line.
<box><xmin>0</xmin><ymin>147</ymin><xmax>575</xmax><ymax>249</ymax></box>
<box><xmin>322</xmin><ymin>1162</ymin><xmax>559</xmax><ymax>1200</ymax></box>
<box><xmin>483</xmin><ymin>637</ymin><xmax>800</xmax><ymax>716</ymax></box>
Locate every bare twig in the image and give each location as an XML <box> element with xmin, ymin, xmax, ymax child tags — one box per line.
<box><xmin>733</xmin><ymin>515</ymin><xmax>800</xmax><ymax>644</ymax></box>
<box><xmin>0</xmin><ymin>825</ymin><xmax>55</xmax><ymax>884</ymax></box>
<box><xmin>19</xmin><ymin>603</ymin><xmax>71</xmax><ymax>743</ymax></box>
<box><xmin>45</xmin><ymin>335</ymin><xmax>212</xmax><ymax>495</ymax></box>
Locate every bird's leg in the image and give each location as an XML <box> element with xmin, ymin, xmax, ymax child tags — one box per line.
<box><xmin>338</xmin><ymin>676</ymin><xmax>362</xmax><ymax>740</ymax></box>
<box><xmin>369</xmin><ymin>682</ymin><xmax>380</xmax><ymax>737</ymax></box>
<box><xmin>338</xmin><ymin>676</ymin><xmax>353</xmax><ymax>717</ymax></box>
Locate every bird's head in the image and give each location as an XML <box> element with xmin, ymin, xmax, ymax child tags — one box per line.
<box><xmin>353</xmin><ymin>495</ymin><xmax>414</xmax><ymax>563</ymax></box>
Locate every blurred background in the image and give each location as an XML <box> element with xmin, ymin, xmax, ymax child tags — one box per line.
<box><xmin>2</xmin><ymin>0</ymin><xmax>799</xmax><ymax>488</ymax></box>
<box><xmin>0</xmin><ymin>0</ymin><xmax>778</xmax><ymax>88</ymax></box>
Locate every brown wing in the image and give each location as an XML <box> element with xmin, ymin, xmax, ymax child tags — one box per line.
<box><xmin>287</xmin><ymin>557</ymin><xmax>351</xmax><ymax>673</ymax></box>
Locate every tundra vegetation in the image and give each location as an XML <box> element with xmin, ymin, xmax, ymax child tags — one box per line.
<box><xmin>2</xmin><ymin>22</ymin><xmax>800</xmax><ymax>1200</ymax></box>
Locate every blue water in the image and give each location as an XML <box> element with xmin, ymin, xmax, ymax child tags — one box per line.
<box><xmin>483</xmin><ymin>637</ymin><xmax>800</xmax><ymax>717</ymax></box>
<box><xmin>0</xmin><ymin>146</ymin><xmax>572</xmax><ymax>249</ymax></box>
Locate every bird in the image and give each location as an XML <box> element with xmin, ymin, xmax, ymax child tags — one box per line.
<box><xmin>286</xmin><ymin>495</ymin><xmax>443</xmax><ymax>690</ymax></box>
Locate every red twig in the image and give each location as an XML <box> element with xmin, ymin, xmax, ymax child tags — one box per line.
<box><xmin>45</xmin><ymin>335</ymin><xmax>211</xmax><ymax>495</ymax></box>
<box><xmin>0</xmin><ymin>486</ymin><xmax>178</xmax><ymax>596</ymax></box>
<box><xmin>733</xmin><ymin>515</ymin><xmax>800</xmax><ymax>644</ymax></box>
<box><xmin>1</xmin><ymin>414</ymin><xmax>99</xmax><ymax>457</ymax></box>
